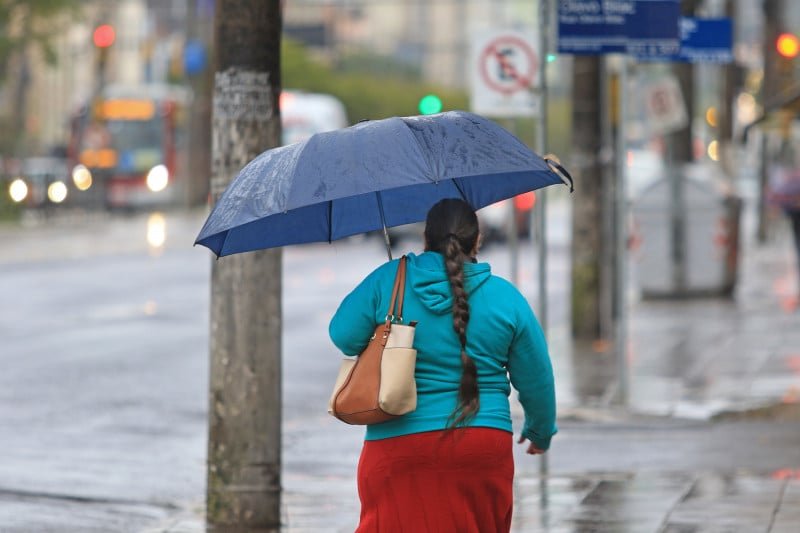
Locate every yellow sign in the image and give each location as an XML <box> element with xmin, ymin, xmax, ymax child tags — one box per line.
<box><xmin>80</xmin><ymin>149</ymin><xmax>118</xmax><ymax>168</ymax></box>
<box><xmin>99</xmin><ymin>99</ymin><xmax>156</xmax><ymax>120</ymax></box>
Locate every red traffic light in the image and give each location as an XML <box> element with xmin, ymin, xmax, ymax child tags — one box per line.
<box><xmin>93</xmin><ymin>24</ymin><xmax>116</xmax><ymax>48</ymax></box>
<box><xmin>776</xmin><ymin>33</ymin><xmax>799</xmax><ymax>59</ymax></box>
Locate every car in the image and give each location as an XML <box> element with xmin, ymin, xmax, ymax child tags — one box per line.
<box><xmin>6</xmin><ymin>157</ymin><xmax>71</xmax><ymax>209</ymax></box>
<box><xmin>478</xmin><ymin>192</ymin><xmax>536</xmax><ymax>243</ymax></box>
<box><xmin>386</xmin><ymin>192</ymin><xmax>536</xmax><ymax>249</ymax></box>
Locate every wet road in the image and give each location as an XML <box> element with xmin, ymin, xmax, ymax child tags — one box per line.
<box><xmin>1</xmin><ymin>208</ymin><xmax>799</xmax><ymax>532</ymax></box>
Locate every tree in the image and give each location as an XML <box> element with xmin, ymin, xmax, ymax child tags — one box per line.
<box><xmin>0</xmin><ymin>0</ymin><xmax>79</xmax><ymax>153</ymax></box>
<box><xmin>758</xmin><ymin>0</ymin><xmax>787</xmax><ymax>242</ymax></box>
<box><xmin>282</xmin><ymin>39</ymin><xmax>468</xmax><ymax>122</ymax></box>
<box><xmin>207</xmin><ymin>1</ymin><xmax>282</xmax><ymax>528</ymax></box>
<box><xmin>570</xmin><ymin>56</ymin><xmax>609</xmax><ymax>340</ymax></box>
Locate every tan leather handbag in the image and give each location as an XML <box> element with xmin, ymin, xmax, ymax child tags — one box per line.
<box><xmin>329</xmin><ymin>256</ymin><xmax>418</xmax><ymax>425</ymax></box>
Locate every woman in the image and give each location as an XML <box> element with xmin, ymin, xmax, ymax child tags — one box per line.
<box><xmin>329</xmin><ymin>198</ymin><xmax>556</xmax><ymax>532</ymax></box>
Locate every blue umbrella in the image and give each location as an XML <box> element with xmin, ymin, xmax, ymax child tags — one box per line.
<box><xmin>195</xmin><ymin>111</ymin><xmax>572</xmax><ymax>258</ymax></box>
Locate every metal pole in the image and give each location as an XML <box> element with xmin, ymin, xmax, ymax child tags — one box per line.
<box><xmin>614</xmin><ymin>58</ymin><xmax>629</xmax><ymax>405</ymax></box>
<box><xmin>536</xmin><ymin>0</ymin><xmax>551</xmax><ymax>484</ymax></box>
<box><xmin>376</xmin><ymin>191</ymin><xmax>394</xmax><ymax>261</ymax></box>
<box><xmin>508</xmin><ymin>119</ymin><xmax>520</xmax><ymax>287</ymax></box>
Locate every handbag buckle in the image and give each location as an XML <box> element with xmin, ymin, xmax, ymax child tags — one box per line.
<box><xmin>385</xmin><ymin>314</ymin><xmax>403</xmax><ymax>324</ymax></box>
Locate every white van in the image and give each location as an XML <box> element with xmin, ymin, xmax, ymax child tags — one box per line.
<box><xmin>280</xmin><ymin>90</ymin><xmax>349</xmax><ymax>145</ymax></box>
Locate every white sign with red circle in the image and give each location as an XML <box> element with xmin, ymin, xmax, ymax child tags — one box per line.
<box><xmin>470</xmin><ymin>29</ymin><xmax>540</xmax><ymax>118</ymax></box>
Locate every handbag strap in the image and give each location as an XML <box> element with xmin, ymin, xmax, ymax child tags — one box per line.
<box><xmin>386</xmin><ymin>256</ymin><xmax>407</xmax><ymax>324</ymax></box>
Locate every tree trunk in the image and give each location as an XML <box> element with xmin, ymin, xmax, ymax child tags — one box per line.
<box><xmin>185</xmin><ymin>0</ymin><xmax>214</xmax><ymax>207</ymax></box>
<box><xmin>758</xmin><ymin>0</ymin><xmax>785</xmax><ymax>242</ymax></box>
<box><xmin>663</xmin><ymin>0</ymin><xmax>698</xmax><ymax>294</ymax></box>
<box><xmin>207</xmin><ymin>1</ymin><xmax>282</xmax><ymax>529</ymax></box>
<box><xmin>717</xmin><ymin>0</ymin><xmax>737</xmax><ymax>181</ymax></box>
<box><xmin>570</xmin><ymin>56</ymin><xmax>606</xmax><ymax>340</ymax></box>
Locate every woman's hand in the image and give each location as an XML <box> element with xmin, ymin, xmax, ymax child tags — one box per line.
<box><xmin>517</xmin><ymin>435</ymin><xmax>546</xmax><ymax>455</ymax></box>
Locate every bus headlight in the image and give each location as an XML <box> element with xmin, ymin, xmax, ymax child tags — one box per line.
<box><xmin>9</xmin><ymin>178</ymin><xmax>28</xmax><ymax>203</ymax></box>
<box><xmin>71</xmin><ymin>165</ymin><xmax>93</xmax><ymax>191</ymax></box>
<box><xmin>47</xmin><ymin>181</ymin><xmax>68</xmax><ymax>203</ymax></box>
<box><xmin>146</xmin><ymin>164</ymin><xmax>169</xmax><ymax>192</ymax></box>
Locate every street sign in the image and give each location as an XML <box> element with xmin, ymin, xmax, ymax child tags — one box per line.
<box><xmin>674</xmin><ymin>18</ymin><xmax>733</xmax><ymax>64</ymax></box>
<box><xmin>633</xmin><ymin>18</ymin><xmax>734</xmax><ymax>63</ymax></box>
<box><xmin>470</xmin><ymin>29</ymin><xmax>540</xmax><ymax>118</ymax></box>
<box><xmin>642</xmin><ymin>75</ymin><xmax>688</xmax><ymax>135</ymax></box>
<box><xmin>558</xmin><ymin>0</ymin><xmax>680</xmax><ymax>57</ymax></box>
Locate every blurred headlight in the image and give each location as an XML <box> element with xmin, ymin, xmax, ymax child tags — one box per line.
<box><xmin>47</xmin><ymin>181</ymin><xmax>68</xmax><ymax>203</ymax></box>
<box><xmin>72</xmin><ymin>164</ymin><xmax>93</xmax><ymax>191</ymax></box>
<box><xmin>707</xmin><ymin>140</ymin><xmax>719</xmax><ymax>162</ymax></box>
<box><xmin>146</xmin><ymin>164</ymin><xmax>169</xmax><ymax>192</ymax></box>
<box><xmin>9</xmin><ymin>178</ymin><xmax>28</xmax><ymax>203</ymax></box>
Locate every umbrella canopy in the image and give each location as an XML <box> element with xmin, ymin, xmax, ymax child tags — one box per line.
<box><xmin>196</xmin><ymin>110</ymin><xmax>572</xmax><ymax>257</ymax></box>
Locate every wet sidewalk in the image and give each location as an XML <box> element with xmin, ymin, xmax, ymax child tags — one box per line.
<box><xmin>150</xmin><ymin>220</ymin><xmax>800</xmax><ymax>532</ymax></box>
<box><xmin>555</xmin><ymin>218</ymin><xmax>800</xmax><ymax>422</ymax></box>
<box><xmin>154</xmin><ymin>471</ymin><xmax>800</xmax><ymax>532</ymax></box>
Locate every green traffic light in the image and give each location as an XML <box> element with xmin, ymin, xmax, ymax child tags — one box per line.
<box><xmin>418</xmin><ymin>94</ymin><xmax>443</xmax><ymax>115</ymax></box>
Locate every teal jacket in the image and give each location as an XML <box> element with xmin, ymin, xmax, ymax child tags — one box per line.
<box><xmin>329</xmin><ymin>251</ymin><xmax>557</xmax><ymax>450</ymax></box>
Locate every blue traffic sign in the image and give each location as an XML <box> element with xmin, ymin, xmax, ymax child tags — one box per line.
<box><xmin>675</xmin><ymin>18</ymin><xmax>733</xmax><ymax>63</ymax></box>
<box><xmin>558</xmin><ymin>0</ymin><xmax>681</xmax><ymax>56</ymax></box>
<box><xmin>183</xmin><ymin>39</ymin><xmax>208</xmax><ymax>76</ymax></box>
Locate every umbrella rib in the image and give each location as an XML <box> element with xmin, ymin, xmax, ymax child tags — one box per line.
<box><xmin>452</xmin><ymin>178</ymin><xmax>470</xmax><ymax>205</ymax></box>
<box><xmin>327</xmin><ymin>201</ymin><xmax>333</xmax><ymax>243</ymax></box>
<box><xmin>399</xmin><ymin>117</ymin><xmax>438</xmax><ymax>183</ymax></box>
<box><xmin>218</xmin><ymin>230</ymin><xmax>231</xmax><ymax>258</ymax></box>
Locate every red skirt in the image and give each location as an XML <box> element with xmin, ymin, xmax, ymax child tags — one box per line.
<box><xmin>356</xmin><ymin>427</ymin><xmax>514</xmax><ymax>533</ymax></box>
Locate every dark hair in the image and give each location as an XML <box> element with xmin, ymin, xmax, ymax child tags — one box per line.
<box><xmin>424</xmin><ymin>198</ymin><xmax>480</xmax><ymax>427</ymax></box>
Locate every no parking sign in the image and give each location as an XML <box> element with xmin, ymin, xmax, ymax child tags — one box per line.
<box><xmin>470</xmin><ymin>29</ymin><xmax>541</xmax><ymax>118</ymax></box>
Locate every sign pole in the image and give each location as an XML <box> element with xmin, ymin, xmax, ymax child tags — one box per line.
<box><xmin>508</xmin><ymin>118</ymin><xmax>520</xmax><ymax>287</ymax></box>
<box><xmin>614</xmin><ymin>57</ymin><xmax>630</xmax><ymax>405</ymax></box>
<box><xmin>537</xmin><ymin>0</ymin><xmax>551</xmax><ymax>492</ymax></box>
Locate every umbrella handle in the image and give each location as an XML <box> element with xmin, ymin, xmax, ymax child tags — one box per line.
<box><xmin>545</xmin><ymin>158</ymin><xmax>574</xmax><ymax>193</ymax></box>
<box><xmin>382</xmin><ymin>225</ymin><xmax>393</xmax><ymax>261</ymax></box>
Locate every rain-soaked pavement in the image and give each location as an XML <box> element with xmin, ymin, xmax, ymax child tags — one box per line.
<box><xmin>2</xmin><ymin>202</ymin><xmax>799</xmax><ymax>532</ymax></box>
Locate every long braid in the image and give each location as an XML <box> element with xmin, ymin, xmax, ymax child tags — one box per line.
<box><xmin>424</xmin><ymin>198</ymin><xmax>482</xmax><ymax>427</ymax></box>
<box><xmin>444</xmin><ymin>235</ymin><xmax>480</xmax><ymax>426</ymax></box>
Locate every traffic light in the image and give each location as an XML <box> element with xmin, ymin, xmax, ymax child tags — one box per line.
<box><xmin>93</xmin><ymin>24</ymin><xmax>115</xmax><ymax>48</ymax></box>
<box><xmin>776</xmin><ymin>33</ymin><xmax>799</xmax><ymax>59</ymax></box>
<box><xmin>93</xmin><ymin>24</ymin><xmax>115</xmax><ymax>92</ymax></box>
<box><xmin>418</xmin><ymin>94</ymin><xmax>443</xmax><ymax>115</ymax></box>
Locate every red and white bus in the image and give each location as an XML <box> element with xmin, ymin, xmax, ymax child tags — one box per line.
<box><xmin>68</xmin><ymin>84</ymin><xmax>190</xmax><ymax>209</ymax></box>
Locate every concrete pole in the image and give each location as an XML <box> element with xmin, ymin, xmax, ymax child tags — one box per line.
<box><xmin>207</xmin><ymin>1</ymin><xmax>283</xmax><ymax>528</ymax></box>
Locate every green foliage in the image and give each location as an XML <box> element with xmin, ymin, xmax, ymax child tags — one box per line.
<box><xmin>0</xmin><ymin>0</ymin><xmax>81</xmax><ymax>78</ymax></box>
<box><xmin>335</xmin><ymin>50</ymin><xmax>421</xmax><ymax>80</ymax></box>
<box><xmin>282</xmin><ymin>39</ymin><xmax>468</xmax><ymax>123</ymax></box>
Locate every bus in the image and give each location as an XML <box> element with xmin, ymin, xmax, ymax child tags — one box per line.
<box><xmin>68</xmin><ymin>84</ymin><xmax>190</xmax><ymax>209</ymax></box>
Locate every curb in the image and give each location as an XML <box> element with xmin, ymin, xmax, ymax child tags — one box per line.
<box><xmin>711</xmin><ymin>400</ymin><xmax>800</xmax><ymax>422</ymax></box>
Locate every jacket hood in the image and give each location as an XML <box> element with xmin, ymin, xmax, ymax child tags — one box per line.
<box><xmin>406</xmin><ymin>252</ymin><xmax>492</xmax><ymax>315</ymax></box>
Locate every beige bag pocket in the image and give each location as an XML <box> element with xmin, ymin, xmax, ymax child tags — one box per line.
<box><xmin>378</xmin><ymin>347</ymin><xmax>417</xmax><ymax>415</ymax></box>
